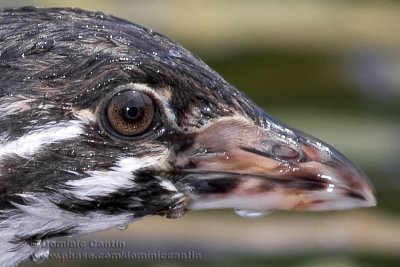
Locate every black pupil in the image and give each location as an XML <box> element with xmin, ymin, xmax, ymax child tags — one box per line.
<box><xmin>125</xmin><ymin>106</ymin><xmax>140</xmax><ymax>120</ymax></box>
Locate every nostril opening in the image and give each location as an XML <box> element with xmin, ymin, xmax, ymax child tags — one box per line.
<box><xmin>271</xmin><ymin>144</ymin><xmax>300</xmax><ymax>161</ymax></box>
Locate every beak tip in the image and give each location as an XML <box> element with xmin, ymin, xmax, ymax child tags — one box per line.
<box><xmin>364</xmin><ymin>189</ymin><xmax>377</xmax><ymax>208</ymax></box>
<box><xmin>346</xmin><ymin>179</ymin><xmax>377</xmax><ymax>209</ymax></box>
<box><xmin>353</xmin><ymin>171</ymin><xmax>377</xmax><ymax>208</ymax></box>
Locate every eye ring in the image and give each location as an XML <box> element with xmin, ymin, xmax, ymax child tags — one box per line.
<box><xmin>99</xmin><ymin>87</ymin><xmax>159</xmax><ymax>140</ymax></box>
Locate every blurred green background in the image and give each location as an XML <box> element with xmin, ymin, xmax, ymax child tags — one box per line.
<box><xmin>2</xmin><ymin>0</ymin><xmax>399</xmax><ymax>266</ymax></box>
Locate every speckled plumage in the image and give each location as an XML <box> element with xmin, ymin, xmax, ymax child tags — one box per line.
<box><xmin>0</xmin><ymin>7</ymin><xmax>259</xmax><ymax>265</ymax></box>
<box><xmin>0</xmin><ymin>7</ymin><xmax>375</xmax><ymax>266</ymax></box>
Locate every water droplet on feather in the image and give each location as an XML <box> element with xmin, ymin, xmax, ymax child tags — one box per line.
<box><xmin>30</xmin><ymin>239</ymin><xmax>42</xmax><ymax>247</ymax></box>
<box><xmin>30</xmin><ymin>240</ymin><xmax>49</xmax><ymax>263</ymax></box>
<box><xmin>168</xmin><ymin>46</ymin><xmax>183</xmax><ymax>58</ymax></box>
<box><xmin>94</xmin><ymin>11</ymin><xmax>105</xmax><ymax>19</ymax></box>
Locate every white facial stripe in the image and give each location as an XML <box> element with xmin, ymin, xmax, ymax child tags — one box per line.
<box><xmin>0</xmin><ymin>120</ymin><xmax>84</xmax><ymax>159</ymax></box>
<box><xmin>65</xmin><ymin>156</ymin><xmax>167</xmax><ymax>200</ymax></box>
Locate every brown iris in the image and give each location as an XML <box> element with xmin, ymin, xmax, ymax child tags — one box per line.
<box><xmin>106</xmin><ymin>90</ymin><xmax>155</xmax><ymax>136</ymax></box>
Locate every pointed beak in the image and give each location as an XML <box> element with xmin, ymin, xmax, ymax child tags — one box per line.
<box><xmin>173</xmin><ymin>115</ymin><xmax>376</xmax><ymax>212</ymax></box>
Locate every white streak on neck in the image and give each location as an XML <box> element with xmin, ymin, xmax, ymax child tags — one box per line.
<box><xmin>0</xmin><ymin>120</ymin><xmax>84</xmax><ymax>158</ymax></box>
<box><xmin>0</xmin><ymin>193</ymin><xmax>135</xmax><ymax>266</ymax></box>
<box><xmin>65</xmin><ymin>156</ymin><xmax>166</xmax><ymax>201</ymax></box>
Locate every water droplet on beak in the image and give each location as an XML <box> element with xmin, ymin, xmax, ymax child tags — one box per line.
<box><xmin>116</xmin><ymin>224</ymin><xmax>129</xmax><ymax>231</ymax></box>
<box><xmin>233</xmin><ymin>209</ymin><xmax>273</xmax><ymax>218</ymax></box>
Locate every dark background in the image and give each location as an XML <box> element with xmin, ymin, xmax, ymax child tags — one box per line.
<box><xmin>1</xmin><ymin>1</ymin><xmax>398</xmax><ymax>267</ymax></box>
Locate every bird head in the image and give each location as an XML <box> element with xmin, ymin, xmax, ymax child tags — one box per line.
<box><xmin>0</xmin><ymin>7</ymin><xmax>375</xmax><ymax>265</ymax></box>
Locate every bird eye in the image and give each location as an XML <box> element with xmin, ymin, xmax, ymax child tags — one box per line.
<box><xmin>105</xmin><ymin>90</ymin><xmax>155</xmax><ymax>137</ymax></box>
